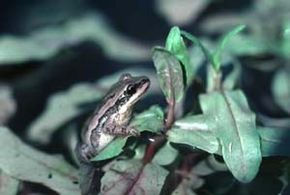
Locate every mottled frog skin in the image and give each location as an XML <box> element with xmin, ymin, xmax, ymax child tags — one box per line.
<box><xmin>78</xmin><ymin>73</ymin><xmax>150</xmax><ymax>161</ymax></box>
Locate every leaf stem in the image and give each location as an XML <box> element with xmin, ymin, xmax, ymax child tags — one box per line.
<box><xmin>141</xmin><ymin>96</ymin><xmax>176</xmax><ymax>164</ymax></box>
<box><xmin>142</xmin><ymin>136</ymin><xmax>165</xmax><ymax>164</ymax></box>
<box><xmin>142</xmin><ymin>66</ymin><xmax>180</xmax><ymax>164</ymax></box>
<box><xmin>213</xmin><ymin>71</ymin><xmax>222</xmax><ymax>91</ymax></box>
<box><xmin>165</xmin><ymin>98</ymin><xmax>176</xmax><ymax>130</ymax></box>
<box><xmin>207</xmin><ymin>64</ymin><xmax>222</xmax><ymax>92</ymax></box>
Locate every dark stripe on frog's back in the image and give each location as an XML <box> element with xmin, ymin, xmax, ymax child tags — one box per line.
<box><xmin>91</xmin><ymin>80</ymin><xmax>126</xmax><ymax>124</ymax></box>
<box><xmin>93</xmin><ymin>80</ymin><xmax>124</xmax><ymax>112</ymax></box>
<box><xmin>82</xmin><ymin>80</ymin><xmax>129</xmax><ymax>143</ymax></box>
<box><xmin>86</xmin><ymin>91</ymin><xmax>127</xmax><ymax>134</ymax></box>
<box><xmin>83</xmin><ymin>91</ymin><xmax>119</xmax><ymax>141</ymax></box>
<box><xmin>88</xmin><ymin>92</ymin><xmax>118</xmax><ymax>130</ymax></box>
<box><xmin>98</xmin><ymin>95</ymin><xmax>130</xmax><ymax>130</ymax></box>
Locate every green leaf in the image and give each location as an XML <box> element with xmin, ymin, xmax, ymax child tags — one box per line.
<box><xmin>165</xmin><ymin>26</ymin><xmax>192</xmax><ymax>85</ymax></box>
<box><xmin>212</xmin><ymin>24</ymin><xmax>246</xmax><ymax>70</ymax></box>
<box><xmin>0</xmin><ymin>85</ymin><xmax>16</xmax><ymax>125</ymax></box>
<box><xmin>0</xmin><ymin>14</ymin><xmax>150</xmax><ymax>64</ymax></box>
<box><xmin>101</xmin><ymin>159</ymin><xmax>168</xmax><ymax>195</ymax></box>
<box><xmin>152</xmin><ymin>47</ymin><xmax>185</xmax><ymax>102</ymax></box>
<box><xmin>0</xmin><ymin>127</ymin><xmax>80</xmax><ymax>195</ymax></box>
<box><xmin>0</xmin><ymin>170</ymin><xmax>19</xmax><ymax>195</ymax></box>
<box><xmin>172</xmin><ymin>176</ymin><xmax>202</xmax><ymax>195</ymax></box>
<box><xmin>181</xmin><ymin>31</ymin><xmax>215</xmax><ymax>68</ymax></box>
<box><xmin>131</xmin><ymin>105</ymin><xmax>164</xmax><ymax>133</ymax></box>
<box><xmin>152</xmin><ymin>142</ymin><xmax>178</xmax><ymax>165</ymax></box>
<box><xmin>281</xmin><ymin>21</ymin><xmax>290</xmax><ymax>58</ymax></box>
<box><xmin>258</xmin><ymin>126</ymin><xmax>290</xmax><ymax>156</ymax></box>
<box><xmin>258</xmin><ymin>114</ymin><xmax>290</xmax><ymax>128</ymax></box>
<box><xmin>188</xmin><ymin>45</ymin><xmax>206</xmax><ymax>78</ymax></box>
<box><xmin>272</xmin><ymin>68</ymin><xmax>290</xmax><ymax>114</ymax></box>
<box><xmin>133</xmin><ymin>144</ymin><xmax>147</xmax><ymax>160</ymax></box>
<box><xmin>199</xmin><ymin>90</ymin><xmax>261</xmax><ymax>183</ymax></box>
<box><xmin>91</xmin><ymin>138</ymin><xmax>127</xmax><ymax>161</ymax></box>
<box><xmin>283</xmin><ymin>23</ymin><xmax>290</xmax><ymax>36</ymax></box>
<box><xmin>92</xmin><ymin>105</ymin><xmax>164</xmax><ymax>161</ymax></box>
<box><xmin>27</xmin><ymin>82</ymin><xmax>103</xmax><ymax>144</ymax></box>
<box><xmin>156</xmin><ymin>0</ymin><xmax>210</xmax><ymax>26</ymax></box>
<box><xmin>222</xmin><ymin>60</ymin><xmax>241</xmax><ymax>90</ymax></box>
<box><xmin>225</xmin><ymin>34</ymin><xmax>269</xmax><ymax>56</ymax></box>
<box><xmin>193</xmin><ymin>155</ymin><xmax>228</xmax><ymax>176</ymax></box>
<box><xmin>168</xmin><ymin>115</ymin><xmax>219</xmax><ymax>153</ymax></box>
<box><xmin>173</xmin><ymin>156</ymin><xmax>228</xmax><ymax>195</ymax></box>
<box><xmin>182</xmin><ymin>25</ymin><xmax>245</xmax><ymax>72</ymax></box>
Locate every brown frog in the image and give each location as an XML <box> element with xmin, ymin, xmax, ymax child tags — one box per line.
<box><xmin>78</xmin><ymin>73</ymin><xmax>150</xmax><ymax>161</ymax></box>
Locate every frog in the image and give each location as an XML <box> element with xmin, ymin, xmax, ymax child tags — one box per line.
<box><xmin>77</xmin><ymin>73</ymin><xmax>150</xmax><ymax>162</ymax></box>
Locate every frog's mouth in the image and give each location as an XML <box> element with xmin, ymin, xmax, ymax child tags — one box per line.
<box><xmin>137</xmin><ymin>77</ymin><xmax>150</xmax><ymax>95</ymax></box>
<box><xmin>130</xmin><ymin>77</ymin><xmax>150</xmax><ymax>104</ymax></box>
<box><xmin>139</xmin><ymin>77</ymin><xmax>150</xmax><ymax>92</ymax></box>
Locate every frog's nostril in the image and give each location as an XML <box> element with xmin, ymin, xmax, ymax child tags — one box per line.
<box><xmin>140</xmin><ymin>78</ymin><xmax>150</xmax><ymax>84</ymax></box>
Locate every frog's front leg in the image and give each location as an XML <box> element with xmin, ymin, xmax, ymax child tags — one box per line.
<box><xmin>104</xmin><ymin>123</ymin><xmax>140</xmax><ymax>137</ymax></box>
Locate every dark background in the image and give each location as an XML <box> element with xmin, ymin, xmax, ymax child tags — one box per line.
<box><xmin>0</xmin><ymin>0</ymin><xmax>251</xmax><ymax>133</ymax></box>
<box><xmin>1</xmin><ymin>1</ymin><xmax>289</xmax><ymax>194</ymax></box>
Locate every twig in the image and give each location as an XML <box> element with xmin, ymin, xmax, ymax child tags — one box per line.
<box><xmin>165</xmin><ymin>98</ymin><xmax>176</xmax><ymax>130</ymax></box>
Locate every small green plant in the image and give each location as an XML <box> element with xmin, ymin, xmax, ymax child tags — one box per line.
<box><xmin>1</xmin><ymin>24</ymin><xmax>290</xmax><ymax>195</ymax></box>
<box><xmin>77</xmin><ymin>25</ymin><xmax>290</xmax><ymax>194</ymax></box>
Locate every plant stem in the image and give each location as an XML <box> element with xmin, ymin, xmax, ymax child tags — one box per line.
<box><xmin>214</xmin><ymin>71</ymin><xmax>222</xmax><ymax>91</ymax></box>
<box><xmin>165</xmin><ymin>98</ymin><xmax>176</xmax><ymax>130</ymax></box>
<box><xmin>142</xmin><ymin>96</ymin><xmax>176</xmax><ymax>164</ymax></box>
<box><xmin>142</xmin><ymin>136</ymin><xmax>165</xmax><ymax>164</ymax></box>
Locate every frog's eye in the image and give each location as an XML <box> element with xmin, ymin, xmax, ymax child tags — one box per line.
<box><xmin>126</xmin><ymin>84</ymin><xmax>136</xmax><ymax>95</ymax></box>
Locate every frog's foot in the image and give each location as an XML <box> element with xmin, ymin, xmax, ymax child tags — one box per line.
<box><xmin>126</xmin><ymin>127</ymin><xmax>140</xmax><ymax>137</ymax></box>
<box><xmin>104</xmin><ymin>124</ymin><xmax>140</xmax><ymax>137</ymax></box>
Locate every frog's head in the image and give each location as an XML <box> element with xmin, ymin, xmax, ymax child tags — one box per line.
<box><xmin>116</xmin><ymin>73</ymin><xmax>150</xmax><ymax>111</ymax></box>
